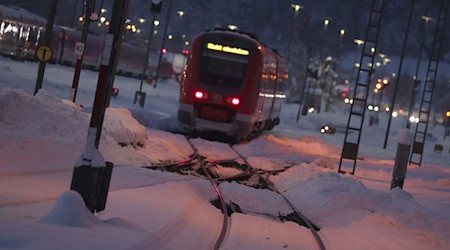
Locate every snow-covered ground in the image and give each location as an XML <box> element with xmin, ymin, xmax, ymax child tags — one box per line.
<box><xmin>0</xmin><ymin>56</ymin><xmax>449</xmax><ymax>249</ymax></box>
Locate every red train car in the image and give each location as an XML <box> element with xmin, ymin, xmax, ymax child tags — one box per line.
<box><xmin>177</xmin><ymin>28</ymin><xmax>288</xmax><ymax>140</ymax></box>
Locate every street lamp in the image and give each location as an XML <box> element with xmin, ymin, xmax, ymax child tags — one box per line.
<box><xmin>228</xmin><ymin>25</ymin><xmax>238</xmax><ymax>30</ymax></box>
<box><xmin>324</xmin><ymin>19</ymin><xmax>330</xmax><ymax>28</ymax></box>
<box><xmin>177</xmin><ymin>10</ymin><xmax>184</xmax><ymax>17</ymax></box>
<box><xmin>291</xmin><ymin>4</ymin><xmax>303</xmax><ymax>13</ymax></box>
<box><xmin>287</xmin><ymin>3</ymin><xmax>303</xmax><ymax>64</ymax></box>
<box><xmin>444</xmin><ymin>111</ymin><xmax>450</xmax><ymax>139</ymax></box>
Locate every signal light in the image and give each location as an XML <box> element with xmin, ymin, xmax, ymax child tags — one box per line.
<box><xmin>162</xmin><ymin>48</ymin><xmax>167</xmax><ymax>54</ymax></box>
<box><xmin>112</xmin><ymin>88</ymin><xmax>119</xmax><ymax>97</ymax></box>
<box><xmin>182</xmin><ymin>50</ymin><xmax>189</xmax><ymax>55</ymax></box>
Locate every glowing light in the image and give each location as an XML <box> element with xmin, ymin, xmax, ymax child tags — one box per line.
<box><xmin>101</xmin><ymin>8</ymin><xmax>107</xmax><ymax>13</ymax></box>
<box><xmin>231</xmin><ymin>98</ymin><xmax>240</xmax><ymax>105</ymax></box>
<box><xmin>138</xmin><ymin>18</ymin><xmax>146</xmax><ymax>23</ymax></box>
<box><xmin>308</xmin><ymin>107</ymin><xmax>315</xmax><ymax>113</ymax></box>
<box><xmin>368</xmin><ymin>105</ymin><xmax>374</xmax><ymax>111</ymax></box>
<box><xmin>195</xmin><ymin>91</ymin><xmax>204</xmax><ymax>99</ymax></box>
<box><xmin>162</xmin><ymin>48</ymin><xmax>167</xmax><ymax>54</ymax></box>
<box><xmin>371</xmin><ymin>47</ymin><xmax>376</xmax><ymax>53</ymax></box>
<box><xmin>324</xmin><ymin>19</ymin><xmax>330</xmax><ymax>26</ymax></box>
<box><xmin>291</xmin><ymin>4</ymin><xmax>303</xmax><ymax>12</ymax></box>
<box><xmin>383</xmin><ymin>79</ymin><xmax>389</xmax><ymax>85</ymax></box>
<box><xmin>185</xmin><ymin>41</ymin><xmax>189</xmax><ymax>46</ymax></box>
<box><xmin>344</xmin><ymin>98</ymin><xmax>350</xmax><ymax>104</ymax></box>
<box><xmin>392</xmin><ymin>111</ymin><xmax>398</xmax><ymax>117</ymax></box>
<box><xmin>354</xmin><ymin>39</ymin><xmax>364</xmax><ymax>45</ymax></box>
<box><xmin>168</xmin><ymin>34</ymin><xmax>173</xmax><ymax>39</ymax></box>
<box><xmin>207</xmin><ymin>43</ymin><xmax>249</xmax><ymax>56</ymax></box>
<box><xmin>340</xmin><ymin>29</ymin><xmax>345</xmax><ymax>36</ymax></box>
<box><xmin>79</xmin><ymin>16</ymin><xmax>84</xmax><ymax>22</ymax></box>
<box><xmin>100</xmin><ymin>16</ymin><xmax>106</xmax><ymax>23</ymax></box>
<box><xmin>375</xmin><ymin>83</ymin><xmax>382</xmax><ymax>90</ymax></box>
<box><xmin>446</xmin><ymin>111</ymin><xmax>450</xmax><ymax>117</ymax></box>
<box><xmin>105</xmin><ymin>21</ymin><xmax>110</xmax><ymax>26</ymax></box>
<box><xmin>177</xmin><ymin>11</ymin><xmax>184</xmax><ymax>17</ymax></box>
<box><xmin>228</xmin><ymin>25</ymin><xmax>238</xmax><ymax>30</ymax></box>
<box><xmin>385</xmin><ymin>107</ymin><xmax>390</xmax><ymax>112</ymax></box>
<box><xmin>154</xmin><ymin>20</ymin><xmax>160</xmax><ymax>26</ymax></box>
<box><xmin>374</xmin><ymin>106</ymin><xmax>379</xmax><ymax>112</ymax></box>
<box><xmin>259</xmin><ymin>93</ymin><xmax>286</xmax><ymax>99</ymax></box>
<box><xmin>409</xmin><ymin>116</ymin><xmax>416</xmax><ymax>122</ymax></box>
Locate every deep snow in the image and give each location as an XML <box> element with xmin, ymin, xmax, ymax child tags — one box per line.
<box><xmin>0</xmin><ymin>55</ymin><xmax>449</xmax><ymax>249</ymax></box>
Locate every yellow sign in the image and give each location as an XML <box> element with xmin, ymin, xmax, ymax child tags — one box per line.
<box><xmin>36</xmin><ymin>45</ymin><xmax>53</xmax><ymax>63</ymax></box>
<box><xmin>207</xmin><ymin>42</ymin><xmax>249</xmax><ymax>56</ymax></box>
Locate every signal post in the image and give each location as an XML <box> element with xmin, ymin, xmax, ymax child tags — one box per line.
<box><xmin>70</xmin><ymin>0</ymin><xmax>130</xmax><ymax>213</ymax></box>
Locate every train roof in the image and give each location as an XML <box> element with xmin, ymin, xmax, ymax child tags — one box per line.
<box><xmin>0</xmin><ymin>4</ymin><xmax>46</xmax><ymax>26</ymax></box>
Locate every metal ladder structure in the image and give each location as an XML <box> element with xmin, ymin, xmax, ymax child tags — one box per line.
<box><xmin>410</xmin><ymin>0</ymin><xmax>449</xmax><ymax>166</ymax></box>
<box><xmin>338</xmin><ymin>0</ymin><xmax>385</xmax><ymax>174</ymax></box>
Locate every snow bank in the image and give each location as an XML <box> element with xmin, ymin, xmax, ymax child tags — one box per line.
<box><xmin>0</xmin><ymin>88</ymin><xmax>148</xmax><ymax>147</ymax></box>
<box><xmin>40</xmin><ymin>191</ymin><xmax>100</xmax><ymax>228</ymax></box>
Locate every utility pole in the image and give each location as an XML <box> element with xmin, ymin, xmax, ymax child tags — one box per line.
<box><xmin>134</xmin><ymin>1</ymin><xmax>161</xmax><ymax>107</ymax></box>
<box><xmin>406</xmin><ymin>16</ymin><xmax>431</xmax><ymax>129</ymax></box>
<box><xmin>69</xmin><ymin>0</ymin><xmax>95</xmax><ymax>102</ymax></box>
<box><xmin>383</xmin><ymin>0</ymin><xmax>415</xmax><ymax>149</ymax></box>
<box><xmin>297</xmin><ymin>47</ymin><xmax>312</xmax><ymax>122</ymax></box>
<box><xmin>34</xmin><ymin>0</ymin><xmax>58</xmax><ymax>95</ymax></box>
<box><xmin>153</xmin><ymin>0</ymin><xmax>173</xmax><ymax>89</ymax></box>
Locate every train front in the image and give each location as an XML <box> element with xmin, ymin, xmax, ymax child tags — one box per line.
<box><xmin>177</xmin><ymin>30</ymin><xmax>261</xmax><ymax>139</ymax></box>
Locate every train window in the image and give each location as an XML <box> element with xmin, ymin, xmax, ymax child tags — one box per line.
<box><xmin>199</xmin><ymin>44</ymin><xmax>250</xmax><ymax>89</ymax></box>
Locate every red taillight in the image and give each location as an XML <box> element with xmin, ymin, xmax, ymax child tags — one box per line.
<box><xmin>231</xmin><ymin>97</ymin><xmax>240</xmax><ymax>105</ymax></box>
<box><xmin>195</xmin><ymin>91</ymin><xmax>204</xmax><ymax>99</ymax></box>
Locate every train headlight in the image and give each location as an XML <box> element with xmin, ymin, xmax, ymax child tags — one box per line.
<box><xmin>231</xmin><ymin>97</ymin><xmax>240</xmax><ymax>105</ymax></box>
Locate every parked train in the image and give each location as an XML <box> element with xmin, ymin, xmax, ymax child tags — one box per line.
<box><xmin>0</xmin><ymin>4</ymin><xmax>180</xmax><ymax>79</ymax></box>
<box><xmin>178</xmin><ymin>28</ymin><xmax>288</xmax><ymax>141</ymax></box>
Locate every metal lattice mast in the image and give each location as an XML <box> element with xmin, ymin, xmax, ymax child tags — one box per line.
<box><xmin>410</xmin><ymin>0</ymin><xmax>449</xmax><ymax>166</ymax></box>
<box><xmin>338</xmin><ymin>0</ymin><xmax>385</xmax><ymax>175</ymax></box>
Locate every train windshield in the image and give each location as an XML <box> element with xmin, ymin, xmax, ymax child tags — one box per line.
<box><xmin>199</xmin><ymin>42</ymin><xmax>251</xmax><ymax>89</ymax></box>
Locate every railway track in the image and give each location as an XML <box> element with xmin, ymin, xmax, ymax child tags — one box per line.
<box><xmin>144</xmin><ymin>137</ymin><xmax>326</xmax><ymax>250</ymax></box>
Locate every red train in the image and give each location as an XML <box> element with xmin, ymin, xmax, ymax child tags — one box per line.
<box><xmin>0</xmin><ymin>4</ymin><xmax>179</xmax><ymax>79</ymax></box>
<box><xmin>178</xmin><ymin>28</ymin><xmax>288</xmax><ymax>141</ymax></box>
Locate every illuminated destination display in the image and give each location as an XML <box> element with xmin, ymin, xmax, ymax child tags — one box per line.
<box><xmin>206</xmin><ymin>42</ymin><xmax>249</xmax><ymax>56</ymax></box>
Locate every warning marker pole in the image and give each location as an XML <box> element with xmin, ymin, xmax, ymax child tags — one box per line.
<box><xmin>34</xmin><ymin>0</ymin><xmax>58</xmax><ymax>95</ymax></box>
